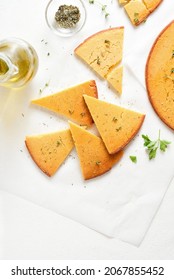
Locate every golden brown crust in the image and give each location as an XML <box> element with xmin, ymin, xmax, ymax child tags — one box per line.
<box><xmin>25</xmin><ymin>140</ymin><xmax>51</xmax><ymax>177</ymax></box>
<box><xmin>109</xmin><ymin>115</ymin><xmax>145</xmax><ymax>154</ymax></box>
<box><xmin>89</xmin><ymin>80</ymin><xmax>98</xmax><ymax>98</ymax></box>
<box><xmin>146</xmin><ymin>20</ymin><xmax>174</xmax><ymax>130</ymax></box>
<box><xmin>143</xmin><ymin>0</ymin><xmax>163</xmax><ymax>13</ymax></box>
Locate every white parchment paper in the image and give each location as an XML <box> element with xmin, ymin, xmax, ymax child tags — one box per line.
<box><xmin>0</xmin><ymin>0</ymin><xmax>174</xmax><ymax>246</ymax></box>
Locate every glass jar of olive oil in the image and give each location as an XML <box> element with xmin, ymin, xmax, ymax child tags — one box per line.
<box><xmin>0</xmin><ymin>38</ymin><xmax>38</xmax><ymax>88</ymax></box>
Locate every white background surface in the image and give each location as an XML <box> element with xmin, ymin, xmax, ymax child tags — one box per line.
<box><xmin>1</xmin><ymin>182</ymin><xmax>174</xmax><ymax>260</ymax></box>
<box><xmin>0</xmin><ymin>0</ymin><xmax>174</xmax><ymax>259</ymax></box>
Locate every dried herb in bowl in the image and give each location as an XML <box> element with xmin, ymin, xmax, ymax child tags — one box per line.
<box><xmin>55</xmin><ymin>5</ymin><xmax>81</xmax><ymax>29</ymax></box>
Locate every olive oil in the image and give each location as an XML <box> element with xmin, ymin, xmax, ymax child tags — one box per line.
<box><xmin>0</xmin><ymin>58</ymin><xmax>9</xmax><ymax>75</ymax></box>
<box><xmin>0</xmin><ymin>38</ymin><xmax>38</xmax><ymax>88</ymax></box>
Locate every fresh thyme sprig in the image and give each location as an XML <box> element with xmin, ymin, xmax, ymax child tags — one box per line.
<box><xmin>39</xmin><ymin>81</ymin><xmax>50</xmax><ymax>94</ymax></box>
<box><xmin>88</xmin><ymin>0</ymin><xmax>109</xmax><ymax>18</ymax></box>
<box><xmin>142</xmin><ymin>130</ymin><xmax>171</xmax><ymax>160</ymax></box>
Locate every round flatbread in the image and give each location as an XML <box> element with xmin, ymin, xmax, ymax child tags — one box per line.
<box><xmin>146</xmin><ymin>21</ymin><xmax>174</xmax><ymax>130</ymax></box>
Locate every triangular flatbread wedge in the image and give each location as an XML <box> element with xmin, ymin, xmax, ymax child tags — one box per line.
<box><xmin>25</xmin><ymin>129</ymin><xmax>74</xmax><ymax>177</ymax></box>
<box><xmin>75</xmin><ymin>27</ymin><xmax>124</xmax><ymax>81</ymax></box>
<box><xmin>122</xmin><ymin>0</ymin><xmax>162</xmax><ymax>26</ymax></box>
<box><xmin>69</xmin><ymin>122</ymin><xmax>123</xmax><ymax>180</ymax></box>
<box><xmin>106</xmin><ymin>66</ymin><xmax>123</xmax><ymax>94</ymax></box>
<box><xmin>124</xmin><ymin>0</ymin><xmax>150</xmax><ymax>26</ymax></box>
<box><xmin>31</xmin><ymin>80</ymin><xmax>98</xmax><ymax>126</ymax></box>
<box><xmin>84</xmin><ymin>95</ymin><xmax>145</xmax><ymax>154</ymax></box>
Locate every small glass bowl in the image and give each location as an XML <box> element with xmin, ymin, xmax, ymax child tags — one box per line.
<box><xmin>45</xmin><ymin>0</ymin><xmax>86</xmax><ymax>37</ymax></box>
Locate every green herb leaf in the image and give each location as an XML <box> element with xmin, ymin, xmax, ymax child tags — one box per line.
<box><xmin>102</xmin><ymin>5</ymin><xmax>107</xmax><ymax>11</ymax></box>
<box><xmin>142</xmin><ymin>130</ymin><xmax>171</xmax><ymax>160</ymax></box>
<box><xmin>116</xmin><ymin>126</ymin><xmax>122</xmax><ymax>132</ymax></box>
<box><xmin>39</xmin><ymin>81</ymin><xmax>50</xmax><ymax>94</ymax></box>
<box><xmin>97</xmin><ymin>56</ymin><xmax>101</xmax><ymax>65</ymax></box>
<box><xmin>68</xmin><ymin>109</ymin><xmax>74</xmax><ymax>115</ymax></box>
<box><xmin>146</xmin><ymin>141</ymin><xmax>157</xmax><ymax>150</ymax></box>
<box><xmin>104</xmin><ymin>39</ymin><xmax>110</xmax><ymax>44</ymax></box>
<box><xmin>142</xmin><ymin>134</ymin><xmax>151</xmax><ymax>146</ymax></box>
<box><xmin>149</xmin><ymin>147</ymin><xmax>158</xmax><ymax>160</ymax></box>
<box><xmin>112</xmin><ymin>117</ymin><xmax>118</xmax><ymax>122</ymax></box>
<box><xmin>129</xmin><ymin>156</ymin><xmax>137</xmax><ymax>163</ymax></box>
<box><xmin>160</xmin><ymin>140</ymin><xmax>171</xmax><ymax>152</ymax></box>
<box><xmin>56</xmin><ymin>140</ymin><xmax>61</xmax><ymax>147</ymax></box>
<box><xmin>134</xmin><ymin>12</ymin><xmax>139</xmax><ymax>24</ymax></box>
<box><xmin>105</xmin><ymin>12</ymin><xmax>110</xmax><ymax>18</ymax></box>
